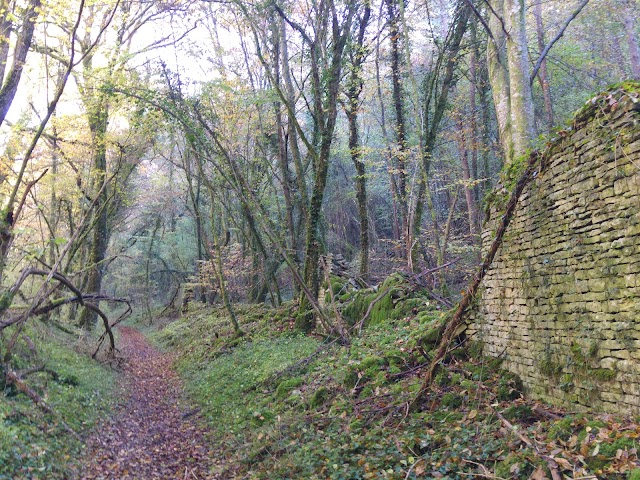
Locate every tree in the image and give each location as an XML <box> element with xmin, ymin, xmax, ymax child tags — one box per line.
<box><xmin>343</xmin><ymin>2</ymin><xmax>372</xmax><ymax>278</ymax></box>
<box><xmin>486</xmin><ymin>0</ymin><xmax>537</xmax><ymax>165</ymax></box>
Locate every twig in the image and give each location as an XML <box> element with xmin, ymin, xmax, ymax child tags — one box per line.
<box><xmin>404</xmin><ymin>456</ymin><xmax>425</xmax><ymax>479</ymax></box>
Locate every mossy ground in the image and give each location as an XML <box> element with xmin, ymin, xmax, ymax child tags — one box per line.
<box><xmin>156</xmin><ymin>292</ymin><xmax>640</xmax><ymax>479</ymax></box>
<box><xmin>0</xmin><ymin>324</ymin><xmax>116</xmax><ymax>479</ymax></box>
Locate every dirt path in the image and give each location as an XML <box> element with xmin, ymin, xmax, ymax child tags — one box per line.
<box><xmin>82</xmin><ymin>326</ymin><xmax>217</xmax><ymax>479</ymax></box>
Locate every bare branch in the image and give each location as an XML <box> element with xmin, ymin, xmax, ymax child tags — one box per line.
<box><xmin>530</xmin><ymin>0</ymin><xmax>590</xmax><ymax>85</ymax></box>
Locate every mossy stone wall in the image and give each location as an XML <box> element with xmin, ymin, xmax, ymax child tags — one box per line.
<box><xmin>468</xmin><ymin>85</ymin><xmax>640</xmax><ymax>413</ymax></box>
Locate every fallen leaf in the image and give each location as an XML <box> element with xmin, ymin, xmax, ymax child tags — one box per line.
<box><xmin>530</xmin><ymin>465</ymin><xmax>549</xmax><ymax>480</ymax></box>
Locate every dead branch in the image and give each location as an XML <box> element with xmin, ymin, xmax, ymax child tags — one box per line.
<box><xmin>321</xmin><ymin>256</ymin><xmax>350</xmax><ymax>344</ymax></box>
<box><xmin>412</xmin><ymin>150</ymin><xmax>541</xmax><ymax>404</ymax></box>
<box><xmin>5</xmin><ymin>369</ymin><xmax>80</xmax><ymax>441</ymax></box>
<box><xmin>1</xmin><ymin>268</ymin><xmax>129</xmax><ymax>355</ymax></box>
<box><xmin>357</xmin><ymin>287</ymin><xmax>391</xmax><ymax>334</ymax></box>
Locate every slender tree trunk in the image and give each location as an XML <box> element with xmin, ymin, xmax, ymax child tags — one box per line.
<box><xmin>0</xmin><ymin>0</ymin><xmax>41</xmax><ymax>126</ymax></box>
<box><xmin>410</xmin><ymin>1</ymin><xmax>471</xmax><ymax>273</ymax></box>
<box><xmin>534</xmin><ymin>0</ymin><xmax>554</xmax><ymax>130</ymax></box>
<box><xmin>345</xmin><ymin>6</ymin><xmax>371</xmax><ymax>279</ymax></box>
<box><xmin>210</xmin><ymin>201</ymin><xmax>242</xmax><ymax>336</ymax></box>
<box><xmin>297</xmin><ymin>3</ymin><xmax>355</xmax><ymax>331</ymax></box>
<box><xmin>487</xmin><ymin>0</ymin><xmax>537</xmax><ymax>164</ymax></box>
<box><xmin>458</xmin><ymin>119</ymin><xmax>479</xmax><ymax>237</ymax></box>
<box><xmin>272</xmin><ymin>21</ymin><xmax>297</xmax><ymax>258</ymax></box>
<box><xmin>280</xmin><ymin>17</ymin><xmax>309</xmax><ymax>230</ymax></box>
<box><xmin>623</xmin><ymin>1</ymin><xmax>640</xmax><ymax>78</ymax></box>
<box><xmin>385</xmin><ymin>0</ymin><xmax>408</xmax><ymax>249</ymax></box>
<box><xmin>469</xmin><ymin>19</ymin><xmax>480</xmax><ymax>205</ymax></box>
<box><xmin>145</xmin><ymin>216</ymin><xmax>161</xmax><ymax>325</ymax></box>
<box><xmin>375</xmin><ymin>36</ymin><xmax>401</xmax><ymax>241</ymax></box>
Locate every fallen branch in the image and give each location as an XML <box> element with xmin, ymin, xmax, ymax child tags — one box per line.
<box><xmin>1</xmin><ymin>268</ymin><xmax>130</xmax><ymax>356</ymax></box>
<box><xmin>412</xmin><ymin>151</ymin><xmax>541</xmax><ymax>404</ymax></box>
<box><xmin>321</xmin><ymin>256</ymin><xmax>350</xmax><ymax>344</ymax></box>
<box><xmin>357</xmin><ymin>287</ymin><xmax>391</xmax><ymax>334</ymax></box>
<box><xmin>5</xmin><ymin>369</ymin><xmax>80</xmax><ymax>441</ymax></box>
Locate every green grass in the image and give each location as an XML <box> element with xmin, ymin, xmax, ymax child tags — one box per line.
<box><xmin>0</xmin><ymin>325</ymin><xmax>116</xmax><ymax>480</ymax></box>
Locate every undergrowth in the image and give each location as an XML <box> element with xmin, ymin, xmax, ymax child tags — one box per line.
<box><xmin>0</xmin><ymin>324</ymin><xmax>116</xmax><ymax>479</ymax></box>
<box><xmin>157</xmin><ymin>292</ymin><xmax>640</xmax><ymax>479</ymax></box>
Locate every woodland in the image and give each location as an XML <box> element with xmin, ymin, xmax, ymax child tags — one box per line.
<box><xmin>0</xmin><ymin>0</ymin><xmax>639</xmax><ymax>478</ymax></box>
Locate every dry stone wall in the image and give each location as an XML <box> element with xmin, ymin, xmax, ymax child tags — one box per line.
<box><xmin>468</xmin><ymin>84</ymin><xmax>640</xmax><ymax>414</ymax></box>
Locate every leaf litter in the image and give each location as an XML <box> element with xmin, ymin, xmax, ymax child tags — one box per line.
<box><xmin>82</xmin><ymin>326</ymin><xmax>218</xmax><ymax>479</ymax></box>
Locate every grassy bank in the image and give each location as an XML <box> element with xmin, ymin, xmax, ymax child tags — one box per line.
<box><xmin>155</xmin><ymin>294</ymin><xmax>640</xmax><ymax>480</ymax></box>
<box><xmin>0</xmin><ymin>325</ymin><xmax>116</xmax><ymax>480</ymax></box>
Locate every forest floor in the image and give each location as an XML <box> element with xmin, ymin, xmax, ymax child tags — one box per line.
<box><xmin>150</xmin><ymin>298</ymin><xmax>640</xmax><ymax>479</ymax></box>
<box><xmin>81</xmin><ymin>326</ymin><xmax>218</xmax><ymax>479</ymax></box>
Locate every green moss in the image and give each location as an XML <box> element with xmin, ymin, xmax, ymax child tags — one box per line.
<box><xmin>434</xmin><ymin>371</ymin><xmax>450</xmax><ymax>387</ymax></box>
<box><xmin>0</xmin><ymin>291</ymin><xmax>13</xmax><ymax>315</ymax></box>
<box><xmin>591</xmin><ymin>368</ymin><xmax>616</xmax><ymax>381</ymax></box>
<box><xmin>598</xmin><ymin>436</ymin><xmax>636</xmax><ymax>458</ymax></box>
<box><xmin>308</xmin><ymin>387</ymin><xmax>329</xmax><ymax>409</ymax></box>
<box><xmin>343</xmin><ymin>367</ymin><xmax>359</xmax><ymax>389</ymax></box>
<box><xmin>342</xmin><ymin>273</ymin><xmax>427</xmax><ymax>327</ymax></box>
<box><xmin>441</xmin><ymin>392</ymin><xmax>463</xmax><ymax>409</ymax></box>
<box><xmin>548</xmin><ymin>416</ymin><xmax>582</xmax><ymax>442</ymax></box>
<box><xmin>502</xmin><ymin>405</ymin><xmax>536</xmax><ymax>423</ymax></box>
<box><xmin>582</xmin><ymin>435</ymin><xmax>636</xmax><ymax>472</ymax></box>
<box><xmin>570</xmin><ymin>342</ymin><xmax>588</xmax><ymax>364</ymax></box>
<box><xmin>276</xmin><ymin>377</ymin><xmax>304</xmax><ymax>399</ymax></box>
<box><xmin>494</xmin><ymin>452</ymin><xmax>542</xmax><ymax>479</ymax></box>
<box><xmin>496</xmin><ymin>373</ymin><xmax>524</xmax><ymax>401</ymax></box>
<box><xmin>539</xmin><ymin>357</ymin><xmax>563</xmax><ymax>378</ymax></box>
<box><xmin>628</xmin><ymin>468</ymin><xmax>640</xmax><ymax>480</ymax></box>
<box><xmin>384</xmin><ymin>350</ymin><xmax>404</xmax><ymax>367</ymax></box>
<box><xmin>559</xmin><ymin>373</ymin><xmax>575</xmax><ymax>392</ymax></box>
<box><xmin>421</xmin><ymin>323</ymin><xmax>445</xmax><ymax>348</ymax></box>
<box><xmin>0</xmin><ymin>327</ymin><xmax>116</xmax><ymax>478</ymax></box>
<box><xmin>360</xmin><ymin>355</ymin><xmax>386</xmax><ymax>370</ymax></box>
<box><xmin>467</xmin><ymin>340</ymin><xmax>484</xmax><ymax>358</ymax></box>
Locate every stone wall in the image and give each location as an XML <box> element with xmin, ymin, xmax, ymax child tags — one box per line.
<box><xmin>468</xmin><ymin>84</ymin><xmax>640</xmax><ymax>414</ymax></box>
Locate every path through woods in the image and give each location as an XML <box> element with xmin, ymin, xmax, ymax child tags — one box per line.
<box><xmin>82</xmin><ymin>326</ymin><xmax>218</xmax><ymax>479</ymax></box>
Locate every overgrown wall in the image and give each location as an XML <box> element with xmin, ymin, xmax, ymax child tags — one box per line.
<box><xmin>468</xmin><ymin>84</ymin><xmax>640</xmax><ymax>414</ymax></box>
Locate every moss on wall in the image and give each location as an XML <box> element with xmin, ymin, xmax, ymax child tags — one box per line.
<box><xmin>469</xmin><ymin>83</ymin><xmax>640</xmax><ymax>414</ymax></box>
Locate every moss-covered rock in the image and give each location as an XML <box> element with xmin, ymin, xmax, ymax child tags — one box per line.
<box><xmin>441</xmin><ymin>392</ymin><xmax>463</xmax><ymax>409</ymax></box>
<box><xmin>308</xmin><ymin>386</ymin><xmax>329</xmax><ymax>408</ymax></box>
<box><xmin>276</xmin><ymin>377</ymin><xmax>304</xmax><ymax>399</ymax></box>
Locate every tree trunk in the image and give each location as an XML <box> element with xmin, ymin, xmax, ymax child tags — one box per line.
<box><xmin>623</xmin><ymin>1</ymin><xmax>640</xmax><ymax>78</ymax></box>
<box><xmin>0</xmin><ymin>0</ymin><xmax>42</xmax><ymax>126</ymax></box>
<box><xmin>385</xmin><ymin>0</ymin><xmax>409</xmax><ymax>248</ymax></box>
<box><xmin>272</xmin><ymin>20</ymin><xmax>297</xmax><ymax>258</ymax></box>
<box><xmin>78</xmin><ymin>99</ymin><xmax>110</xmax><ymax>330</ymax></box>
<box><xmin>345</xmin><ymin>6</ymin><xmax>371</xmax><ymax>279</ymax></box>
<box><xmin>534</xmin><ymin>0</ymin><xmax>554</xmax><ymax>130</ymax></box>
<box><xmin>296</xmin><ymin>2</ymin><xmax>355</xmax><ymax>331</ymax></box>
<box><xmin>487</xmin><ymin>0</ymin><xmax>537</xmax><ymax>164</ymax></box>
<box><xmin>375</xmin><ymin>35</ymin><xmax>401</xmax><ymax>241</ymax></box>
<box><xmin>458</xmin><ymin>120</ymin><xmax>479</xmax><ymax>237</ymax></box>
